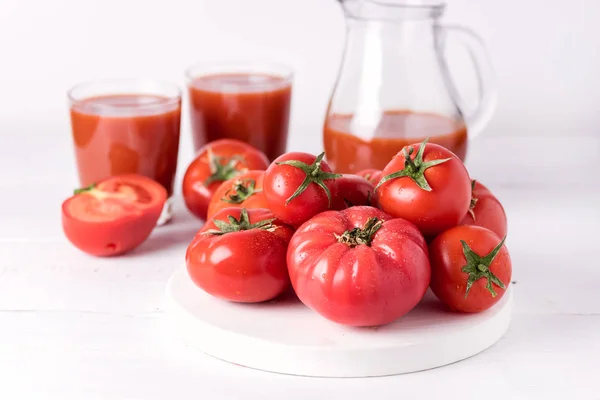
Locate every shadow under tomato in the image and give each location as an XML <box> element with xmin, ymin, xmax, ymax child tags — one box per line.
<box><xmin>126</xmin><ymin>204</ymin><xmax>204</xmax><ymax>257</ymax></box>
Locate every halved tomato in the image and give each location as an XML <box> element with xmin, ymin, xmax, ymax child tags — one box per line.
<box><xmin>61</xmin><ymin>174</ymin><xmax>167</xmax><ymax>256</ymax></box>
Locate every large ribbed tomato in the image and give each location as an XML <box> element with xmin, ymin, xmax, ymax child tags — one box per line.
<box><xmin>287</xmin><ymin>206</ymin><xmax>430</xmax><ymax>326</ymax></box>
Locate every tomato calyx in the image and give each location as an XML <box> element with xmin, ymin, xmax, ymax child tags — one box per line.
<box><xmin>467</xmin><ymin>180</ymin><xmax>479</xmax><ymax>220</ymax></box>
<box><xmin>276</xmin><ymin>152</ymin><xmax>342</xmax><ymax>206</ymax></box>
<box><xmin>375</xmin><ymin>137</ymin><xmax>452</xmax><ymax>192</ymax></box>
<box><xmin>204</xmin><ymin>150</ymin><xmax>246</xmax><ymax>187</ymax></box>
<box><xmin>461</xmin><ymin>236</ymin><xmax>507</xmax><ymax>298</ymax></box>
<box><xmin>73</xmin><ymin>183</ymin><xmax>121</xmax><ymax>201</ymax></box>
<box><xmin>205</xmin><ymin>208</ymin><xmax>276</xmax><ymax>236</ymax></box>
<box><xmin>336</xmin><ymin>217</ymin><xmax>383</xmax><ymax>248</ymax></box>
<box><xmin>72</xmin><ymin>182</ymin><xmax>138</xmax><ymax>203</ymax></box>
<box><xmin>222</xmin><ymin>179</ymin><xmax>261</xmax><ymax>204</ymax></box>
<box><xmin>74</xmin><ymin>183</ymin><xmax>96</xmax><ymax>195</ymax></box>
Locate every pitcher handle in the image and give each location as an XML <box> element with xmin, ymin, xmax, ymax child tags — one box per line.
<box><xmin>440</xmin><ymin>24</ymin><xmax>498</xmax><ymax>138</ymax></box>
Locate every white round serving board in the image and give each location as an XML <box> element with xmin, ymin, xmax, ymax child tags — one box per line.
<box><xmin>165</xmin><ymin>267</ymin><xmax>512</xmax><ymax>377</ymax></box>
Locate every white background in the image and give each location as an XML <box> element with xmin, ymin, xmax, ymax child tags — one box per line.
<box><xmin>2</xmin><ymin>0</ymin><xmax>600</xmax><ymax>164</ymax></box>
<box><xmin>0</xmin><ymin>1</ymin><xmax>599</xmax><ymax>399</ymax></box>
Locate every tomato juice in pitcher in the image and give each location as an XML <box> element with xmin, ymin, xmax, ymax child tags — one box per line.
<box><xmin>323</xmin><ymin>0</ymin><xmax>496</xmax><ymax>173</ymax></box>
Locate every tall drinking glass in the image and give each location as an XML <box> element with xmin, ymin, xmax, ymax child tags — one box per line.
<box><xmin>68</xmin><ymin>79</ymin><xmax>182</xmax><ymax>225</ymax></box>
<box><xmin>186</xmin><ymin>61</ymin><xmax>293</xmax><ymax>161</ymax></box>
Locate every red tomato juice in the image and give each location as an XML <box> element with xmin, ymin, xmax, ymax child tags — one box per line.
<box><xmin>69</xmin><ymin>94</ymin><xmax>181</xmax><ymax>195</ymax></box>
<box><xmin>188</xmin><ymin>73</ymin><xmax>292</xmax><ymax>161</ymax></box>
<box><xmin>323</xmin><ymin>110</ymin><xmax>468</xmax><ymax>173</ymax></box>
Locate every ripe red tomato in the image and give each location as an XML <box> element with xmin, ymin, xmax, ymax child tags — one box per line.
<box><xmin>263</xmin><ymin>152</ymin><xmax>340</xmax><ymax>227</ymax></box>
<box><xmin>376</xmin><ymin>139</ymin><xmax>471</xmax><ymax>236</ymax></box>
<box><xmin>429</xmin><ymin>225</ymin><xmax>511</xmax><ymax>313</ymax></box>
<box><xmin>182</xmin><ymin>139</ymin><xmax>270</xmax><ymax>220</ymax></box>
<box><xmin>62</xmin><ymin>174</ymin><xmax>167</xmax><ymax>256</ymax></box>
<box><xmin>356</xmin><ymin>169</ymin><xmax>383</xmax><ymax>186</ymax></box>
<box><xmin>287</xmin><ymin>206</ymin><xmax>430</xmax><ymax>326</ymax></box>
<box><xmin>460</xmin><ymin>180</ymin><xmax>508</xmax><ymax>238</ymax></box>
<box><xmin>186</xmin><ymin>208</ymin><xmax>294</xmax><ymax>303</ymax></box>
<box><xmin>206</xmin><ymin>170</ymin><xmax>268</xmax><ymax>219</ymax></box>
<box><xmin>332</xmin><ymin>174</ymin><xmax>378</xmax><ymax>210</ymax></box>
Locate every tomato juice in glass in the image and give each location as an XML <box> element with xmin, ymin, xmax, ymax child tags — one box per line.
<box><xmin>323</xmin><ymin>110</ymin><xmax>468</xmax><ymax>173</ymax></box>
<box><xmin>68</xmin><ymin>79</ymin><xmax>182</xmax><ymax>224</ymax></box>
<box><xmin>186</xmin><ymin>62</ymin><xmax>293</xmax><ymax>161</ymax></box>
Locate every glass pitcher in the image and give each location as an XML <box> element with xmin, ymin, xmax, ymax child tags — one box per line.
<box><xmin>323</xmin><ymin>0</ymin><xmax>496</xmax><ymax>173</ymax></box>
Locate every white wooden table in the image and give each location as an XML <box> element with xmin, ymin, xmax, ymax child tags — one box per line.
<box><xmin>1</xmin><ymin>128</ymin><xmax>598</xmax><ymax>399</ymax></box>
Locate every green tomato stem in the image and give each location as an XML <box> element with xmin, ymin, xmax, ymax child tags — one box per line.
<box><xmin>375</xmin><ymin>137</ymin><xmax>452</xmax><ymax>192</ymax></box>
<box><xmin>276</xmin><ymin>152</ymin><xmax>341</xmax><ymax>206</ymax></box>
<box><xmin>460</xmin><ymin>236</ymin><xmax>508</xmax><ymax>298</ymax></box>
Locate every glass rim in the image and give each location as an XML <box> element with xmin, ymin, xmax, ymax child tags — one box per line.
<box><xmin>67</xmin><ymin>78</ymin><xmax>182</xmax><ymax>110</ymax></box>
<box><xmin>185</xmin><ymin>60</ymin><xmax>294</xmax><ymax>87</ymax></box>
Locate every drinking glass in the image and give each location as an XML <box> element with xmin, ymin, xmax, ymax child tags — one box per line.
<box><xmin>68</xmin><ymin>79</ymin><xmax>182</xmax><ymax>225</ymax></box>
<box><xmin>186</xmin><ymin>61</ymin><xmax>293</xmax><ymax>161</ymax></box>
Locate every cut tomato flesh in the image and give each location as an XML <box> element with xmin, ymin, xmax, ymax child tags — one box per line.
<box><xmin>66</xmin><ymin>194</ymin><xmax>142</xmax><ymax>222</ymax></box>
<box><xmin>62</xmin><ymin>174</ymin><xmax>168</xmax><ymax>256</ymax></box>
<box><xmin>66</xmin><ymin>175</ymin><xmax>166</xmax><ymax>223</ymax></box>
<box><xmin>96</xmin><ymin>180</ymin><xmax>153</xmax><ymax>205</ymax></box>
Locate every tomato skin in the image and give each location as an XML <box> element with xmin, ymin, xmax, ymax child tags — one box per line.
<box><xmin>377</xmin><ymin>142</ymin><xmax>471</xmax><ymax>237</ymax></box>
<box><xmin>331</xmin><ymin>174</ymin><xmax>378</xmax><ymax>210</ymax></box>
<box><xmin>460</xmin><ymin>181</ymin><xmax>508</xmax><ymax>238</ymax></box>
<box><xmin>287</xmin><ymin>206</ymin><xmax>430</xmax><ymax>326</ymax></box>
<box><xmin>356</xmin><ymin>169</ymin><xmax>383</xmax><ymax>186</ymax></box>
<box><xmin>263</xmin><ymin>152</ymin><xmax>339</xmax><ymax>227</ymax></box>
<box><xmin>206</xmin><ymin>170</ymin><xmax>268</xmax><ymax>219</ymax></box>
<box><xmin>61</xmin><ymin>174</ymin><xmax>167</xmax><ymax>257</ymax></box>
<box><xmin>182</xmin><ymin>139</ymin><xmax>270</xmax><ymax>221</ymax></box>
<box><xmin>186</xmin><ymin>208</ymin><xmax>294</xmax><ymax>303</ymax></box>
<box><xmin>429</xmin><ymin>225</ymin><xmax>512</xmax><ymax>313</ymax></box>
